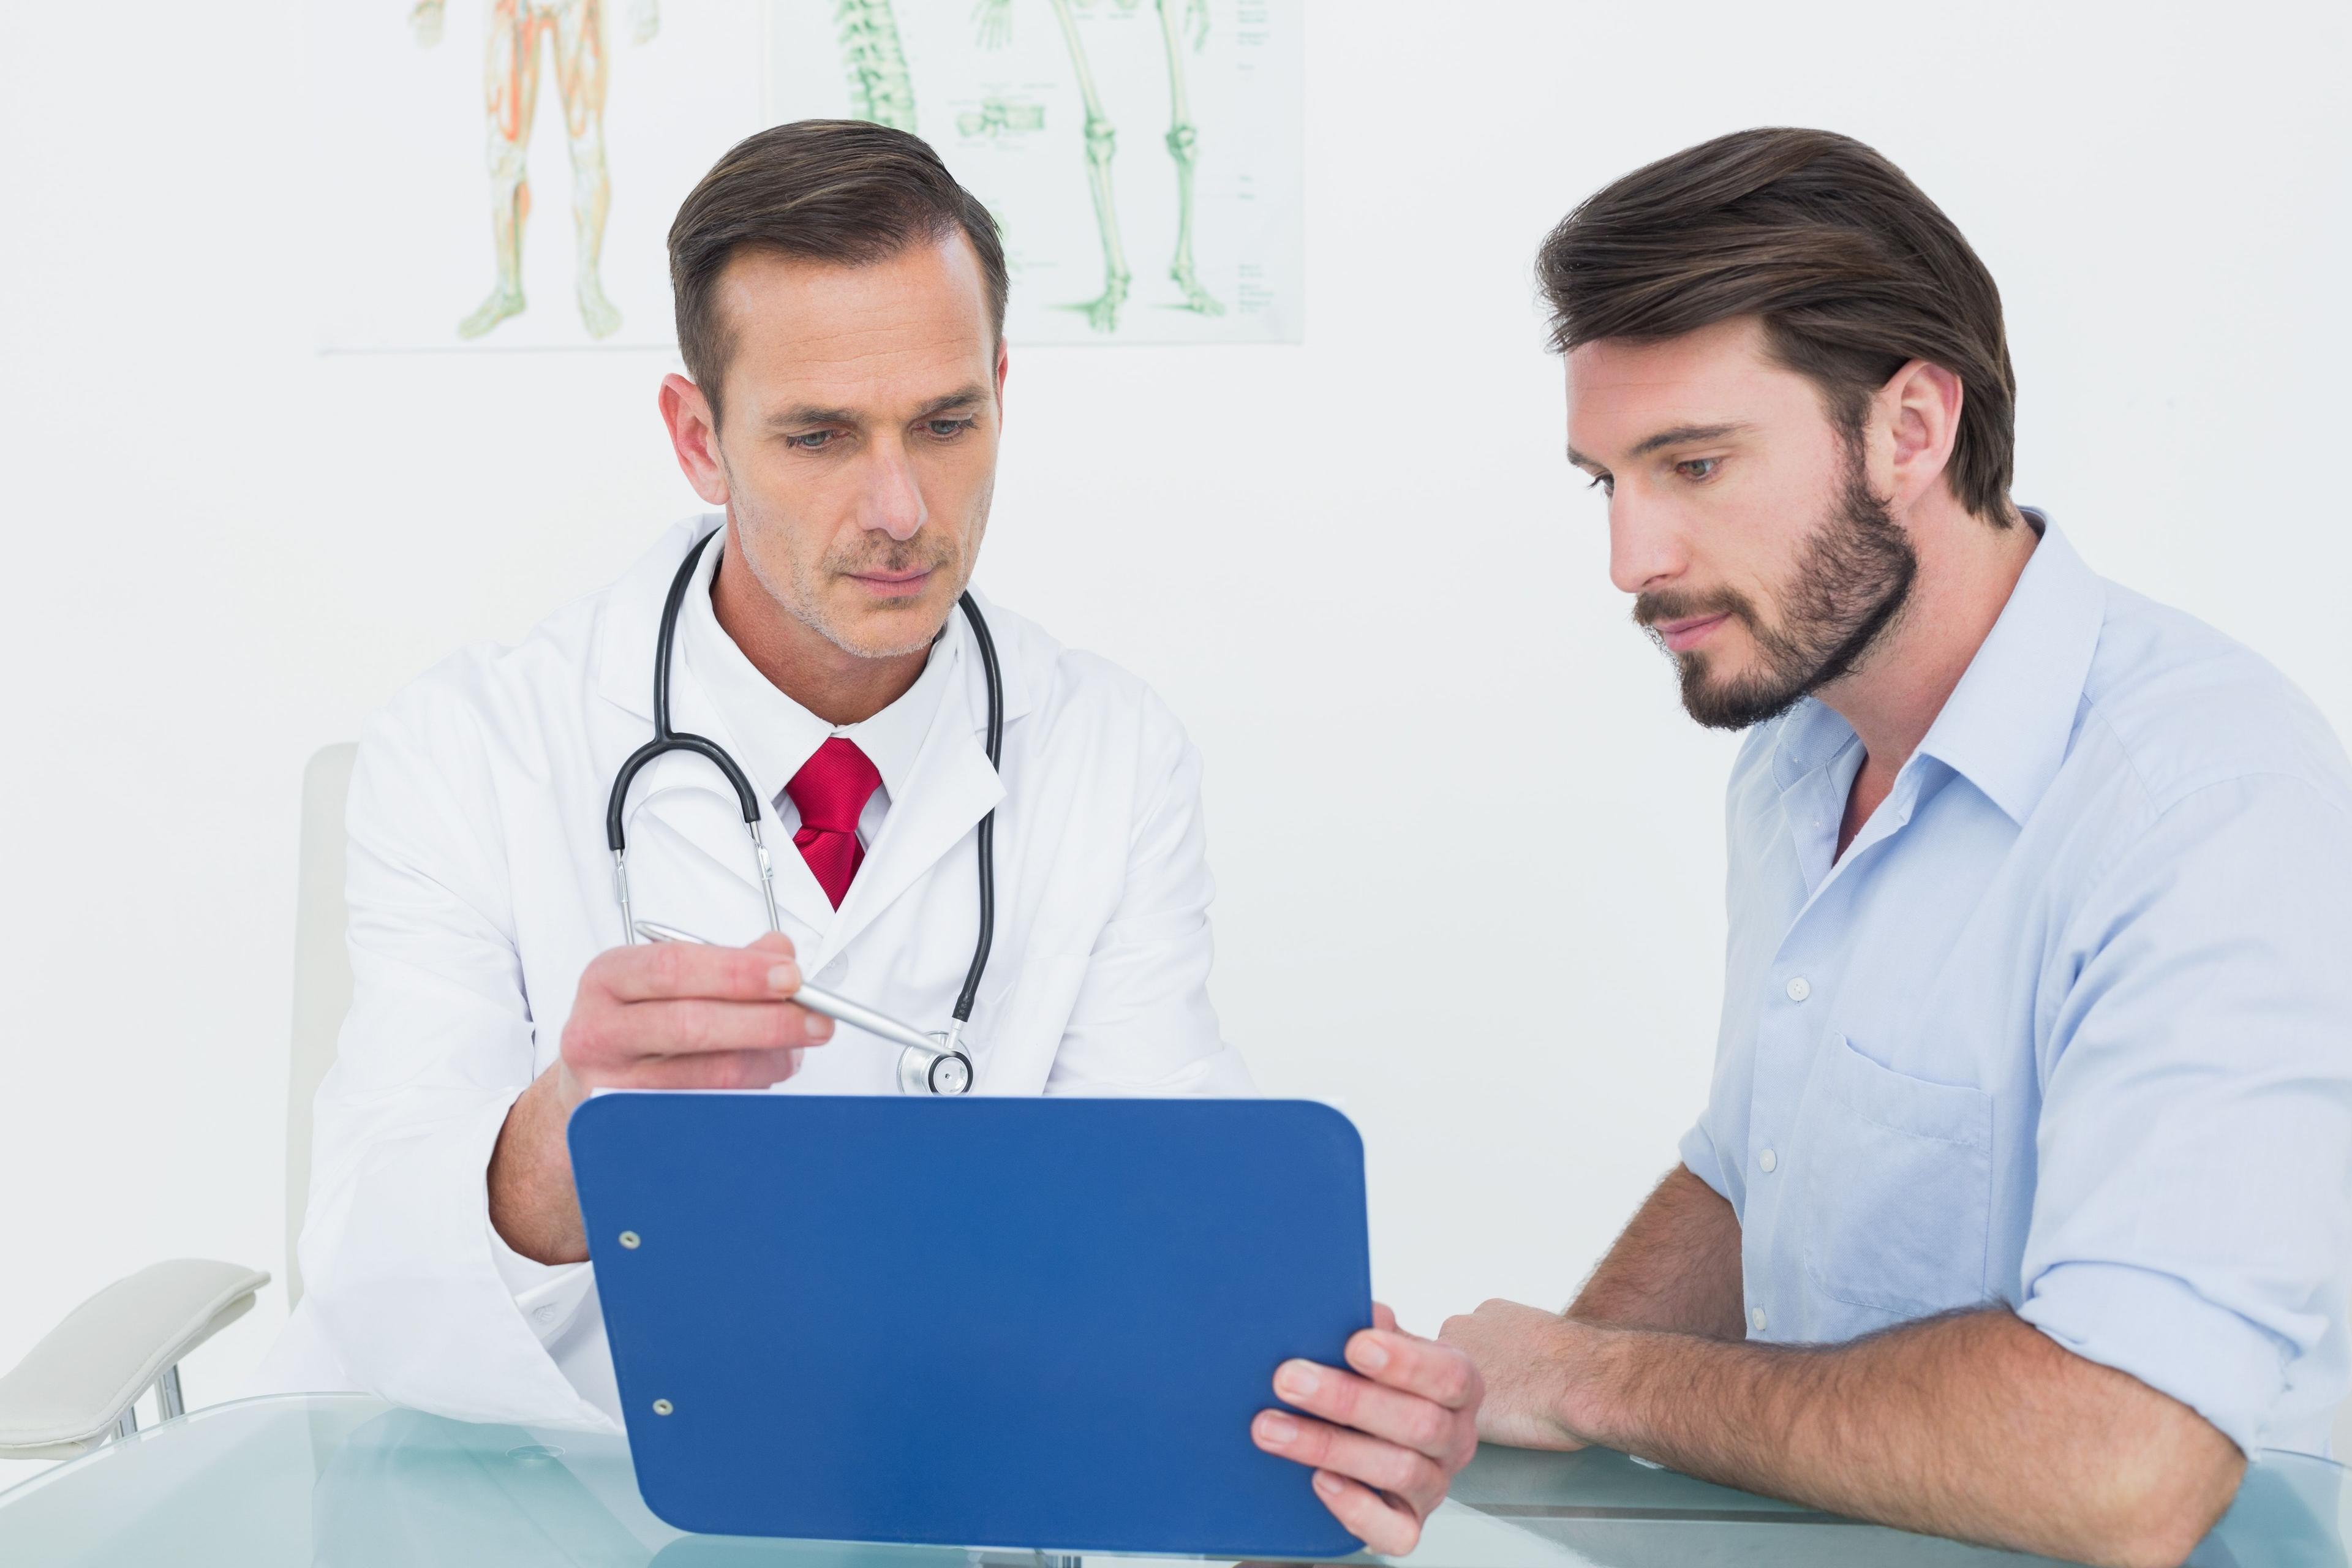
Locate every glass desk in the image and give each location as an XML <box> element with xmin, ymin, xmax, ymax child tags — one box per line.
<box><xmin>0</xmin><ymin>1394</ymin><xmax>2339</xmax><ymax>1567</ymax></box>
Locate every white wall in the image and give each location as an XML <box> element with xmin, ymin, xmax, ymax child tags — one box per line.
<box><xmin>2</xmin><ymin>0</ymin><xmax>2347</xmax><ymax>1447</ymax></box>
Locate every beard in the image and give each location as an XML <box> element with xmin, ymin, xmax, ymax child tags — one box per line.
<box><xmin>1634</xmin><ymin>456</ymin><xmax>1917</xmax><ymax>732</ymax></box>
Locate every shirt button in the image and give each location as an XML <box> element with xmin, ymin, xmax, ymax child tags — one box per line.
<box><xmin>1749</xmin><ymin>1306</ymin><xmax>1768</xmax><ymax>1333</ymax></box>
<box><xmin>533</xmin><ymin>1306</ymin><xmax>557</xmax><ymax>1324</ymax></box>
<box><xmin>1758</xmin><ymin>1148</ymin><xmax>1777</xmax><ymax>1174</ymax></box>
<box><xmin>1785</xmin><ymin>976</ymin><xmax>1812</xmax><ymax>1002</ymax></box>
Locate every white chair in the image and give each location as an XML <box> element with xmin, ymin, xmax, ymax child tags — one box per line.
<box><xmin>0</xmin><ymin>745</ymin><xmax>358</xmax><ymax>1460</ymax></box>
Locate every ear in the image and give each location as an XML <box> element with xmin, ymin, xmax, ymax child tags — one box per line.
<box><xmin>659</xmin><ymin>372</ymin><xmax>730</xmax><ymax>507</ymax></box>
<box><xmin>992</xmin><ymin>334</ymin><xmax>1010</xmax><ymax>415</ymax></box>
<box><xmin>1877</xmin><ymin>359</ymin><xmax>1964</xmax><ymax>511</ymax></box>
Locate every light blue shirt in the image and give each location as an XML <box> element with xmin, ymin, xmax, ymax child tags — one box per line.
<box><xmin>1681</xmin><ymin>514</ymin><xmax>2352</xmax><ymax>1455</ymax></box>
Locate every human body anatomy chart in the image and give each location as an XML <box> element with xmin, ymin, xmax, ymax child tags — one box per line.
<box><xmin>775</xmin><ymin>0</ymin><xmax>1303</xmax><ymax>344</ymax></box>
<box><xmin>315</xmin><ymin>0</ymin><xmax>1298</xmax><ymax>349</ymax></box>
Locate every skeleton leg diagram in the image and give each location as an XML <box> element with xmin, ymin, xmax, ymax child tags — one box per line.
<box><xmin>973</xmin><ymin>0</ymin><xmax>1223</xmax><ymax>332</ymax></box>
<box><xmin>1152</xmin><ymin>0</ymin><xmax>1219</xmax><ymax>317</ymax></box>
<box><xmin>1048</xmin><ymin>0</ymin><xmax>1131</xmax><ymax>331</ymax></box>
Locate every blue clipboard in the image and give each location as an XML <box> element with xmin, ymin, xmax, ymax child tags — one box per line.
<box><xmin>568</xmin><ymin>1095</ymin><xmax>1372</xmax><ymax>1556</ymax></box>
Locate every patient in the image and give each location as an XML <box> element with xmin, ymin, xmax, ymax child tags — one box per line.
<box><xmin>1439</xmin><ymin>127</ymin><xmax>2352</xmax><ymax>1568</ymax></box>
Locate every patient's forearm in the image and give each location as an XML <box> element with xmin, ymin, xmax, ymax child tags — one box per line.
<box><xmin>486</xmin><ymin>1064</ymin><xmax>591</xmax><ymax>1265</ymax></box>
<box><xmin>1567</xmin><ymin>1165</ymin><xmax>1745</xmax><ymax>1338</ymax></box>
<box><xmin>1577</xmin><ymin>1309</ymin><xmax>2244</xmax><ymax>1568</ymax></box>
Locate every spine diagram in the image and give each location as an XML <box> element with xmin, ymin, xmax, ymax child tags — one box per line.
<box><xmin>835</xmin><ymin>0</ymin><xmax>916</xmax><ymax>132</ymax></box>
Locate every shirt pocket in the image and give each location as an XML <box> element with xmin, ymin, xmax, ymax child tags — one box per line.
<box><xmin>1795</xmin><ymin>1032</ymin><xmax>1995</xmax><ymax>1322</ymax></box>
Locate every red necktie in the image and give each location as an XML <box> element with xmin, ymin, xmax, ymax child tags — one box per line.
<box><xmin>785</xmin><ymin>738</ymin><xmax>883</xmax><ymax>908</ymax></box>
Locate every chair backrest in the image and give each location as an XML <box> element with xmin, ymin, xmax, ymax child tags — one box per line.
<box><xmin>285</xmin><ymin>744</ymin><xmax>359</xmax><ymax>1310</ymax></box>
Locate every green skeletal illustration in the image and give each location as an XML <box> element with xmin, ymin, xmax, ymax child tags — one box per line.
<box><xmin>835</xmin><ymin>0</ymin><xmax>916</xmax><ymax>131</ymax></box>
<box><xmin>957</xmin><ymin>96</ymin><xmax>1047</xmax><ymax>137</ymax></box>
<box><xmin>971</xmin><ymin>0</ymin><xmax>1222</xmax><ymax>331</ymax></box>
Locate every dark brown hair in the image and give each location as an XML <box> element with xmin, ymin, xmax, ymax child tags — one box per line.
<box><xmin>668</xmin><ymin>119</ymin><xmax>1009</xmax><ymax>424</ymax></box>
<box><xmin>1537</xmin><ymin>128</ymin><xmax>2016</xmax><ymax>522</ymax></box>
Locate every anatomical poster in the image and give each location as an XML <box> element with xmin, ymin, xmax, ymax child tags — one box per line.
<box><xmin>314</xmin><ymin>0</ymin><xmax>1300</xmax><ymax>350</ymax></box>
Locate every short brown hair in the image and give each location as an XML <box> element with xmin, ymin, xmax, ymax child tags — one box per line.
<box><xmin>668</xmin><ymin>119</ymin><xmax>1009</xmax><ymax>423</ymax></box>
<box><xmin>1537</xmin><ymin>128</ymin><xmax>2016</xmax><ymax>522</ymax></box>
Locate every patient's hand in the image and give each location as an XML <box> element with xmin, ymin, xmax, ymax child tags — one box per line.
<box><xmin>1439</xmin><ymin>1298</ymin><xmax>1593</xmax><ymax>1451</ymax></box>
<box><xmin>1250</xmin><ymin>1303</ymin><xmax>1483</xmax><ymax>1555</ymax></box>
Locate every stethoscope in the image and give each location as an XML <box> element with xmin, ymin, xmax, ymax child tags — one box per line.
<box><xmin>605</xmin><ymin>530</ymin><xmax>1003</xmax><ymax>1095</ymax></box>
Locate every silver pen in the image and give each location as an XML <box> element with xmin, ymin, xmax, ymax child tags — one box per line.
<box><xmin>631</xmin><ymin>921</ymin><xmax>954</xmax><ymax>1061</ymax></box>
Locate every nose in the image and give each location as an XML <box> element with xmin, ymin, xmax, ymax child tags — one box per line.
<box><xmin>859</xmin><ymin>436</ymin><xmax>928</xmax><ymax>543</ymax></box>
<box><xmin>1607</xmin><ymin>491</ymin><xmax>1687</xmax><ymax>597</ymax></box>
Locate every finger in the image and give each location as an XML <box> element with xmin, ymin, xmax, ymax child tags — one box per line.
<box><xmin>622</xmin><ymin>1046</ymin><xmax>805</xmax><ymax>1091</ymax></box>
<box><xmin>598</xmin><ymin>938</ymin><xmax>804</xmax><ymax>1003</ymax></box>
<box><xmin>1345</xmin><ymin>1327</ymin><xmax>1484</xmax><ymax>1409</ymax></box>
<box><xmin>590</xmin><ymin>997</ymin><xmax>832</xmax><ymax>1060</ymax></box>
<box><xmin>1372</xmin><ymin>1301</ymin><xmax>1401</xmax><ymax>1335</ymax></box>
<box><xmin>1310</xmin><ymin>1469</ymin><xmax>1423</xmax><ymax>1558</ymax></box>
<box><xmin>650</xmin><ymin>997</ymin><xmax>834</xmax><ymax>1054</ymax></box>
<box><xmin>1253</xmin><ymin>1410</ymin><xmax>1448</xmax><ymax>1518</ymax></box>
<box><xmin>1276</xmin><ymin>1359</ymin><xmax>1477</xmax><ymax>1461</ymax></box>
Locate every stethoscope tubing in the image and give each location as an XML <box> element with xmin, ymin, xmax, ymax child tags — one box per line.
<box><xmin>605</xmin><ymin>529</ymin><xmax>1003</xmax><ymax>1092</ymax></box>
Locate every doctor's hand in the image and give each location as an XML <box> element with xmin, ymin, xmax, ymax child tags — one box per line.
<box><xmin>1250</xmin><ymin>1303</ymin><xmax>1483</xmax><ymax>1556</ymax></box>
<box><xmin>555</xmin><ymin>931</ymin><xmax>832</xmax><ymax>1099</ymax></box>
<box><xmin>489</xmin><ymin>933</ymin><xmax>834</xmax><ymax>1265</ymax></box>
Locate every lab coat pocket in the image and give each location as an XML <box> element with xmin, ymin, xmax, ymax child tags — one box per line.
<box><xmin>1795</xmin><ymin>1032</ymin><xmax>1994</xmax><ymax>1322</ymax></box>
<box><xmin>968</xmin><ymin>953</ymin><xmax>1091</xmax><ymax>1089</ymax></box>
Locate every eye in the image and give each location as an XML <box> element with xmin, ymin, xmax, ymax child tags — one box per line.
<box><xmin>1585</xmin><ymin>472</ymin><xmax>1614</xmax><ymax>497</ymax></box>
<box><xmin>924</xmin><ymin>418</ymin><xmax>977</xmax><ymax>440</ymax></box>
<box><xmin>787</xmin><ymin>430</ymin><xmax>839</xmax><ymax>451</ymax></box>
<box><xmin>1675</xmin><ymin>457</ymin><xmax>1720</xmax><ymax>481</ymax></box>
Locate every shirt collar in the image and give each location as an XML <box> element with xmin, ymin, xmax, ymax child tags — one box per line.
<box><xmin>1770</xmin><ymin>510</ymin><xmax>2106</xmax><ymax>826</ymax></box>
<box><xmin>676</xmin><ymin>530</ymin><xmax>962</xmax><ymax>810</ymax></box>
<box><xmin>1912</xmin><ymin>510</ymin><xmax>2105</xmax><ymax>825</ymax></box>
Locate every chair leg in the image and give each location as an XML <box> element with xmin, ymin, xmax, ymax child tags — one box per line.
<box><xmin>156</xmin><ymin>1365</ymin><xmax>184</xmax><ymax>1421</ymax></box>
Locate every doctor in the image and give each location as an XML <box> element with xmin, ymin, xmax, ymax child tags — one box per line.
<box><xmin>260</xmin><ymin>119</ymin><xmax>1479</xmax><ymax>1553</ymax></box>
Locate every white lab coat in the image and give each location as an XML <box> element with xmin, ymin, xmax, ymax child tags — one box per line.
<box><xmin>255</xmin><ymin>516</ymin><xmax>1253</xmax><ymax>1431</ymax></box>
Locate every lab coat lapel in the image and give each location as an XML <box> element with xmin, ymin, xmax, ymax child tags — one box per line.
<box><xmin>816</xmin><ymin>649</ymin><xmax>1006</xmax><ymax>969</ymax></box>
<box><xmin>593</xmin><ymin>516</ymin><xmax>715</xmax><ymax>726</ymax></box>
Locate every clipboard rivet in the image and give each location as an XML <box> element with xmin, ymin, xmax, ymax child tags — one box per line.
<box><xmin>652</xmin><ymin>1399</ymin><xmax>674</xmax><ymax>1416</ymax></box>
<box><xmin>619</xmin><ymin>1231</ymin><xmax>641</xmax><ymax>1250</ymax></box>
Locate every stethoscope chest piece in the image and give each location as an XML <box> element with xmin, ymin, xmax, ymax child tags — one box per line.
<box><xmin>900</xmin><ymin>1035</ymin><xmax>975</xmax><ymax>1096</ymax></box>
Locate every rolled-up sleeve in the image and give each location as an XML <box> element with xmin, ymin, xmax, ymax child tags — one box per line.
<box><xmin>2018</xmin><ymin>774</ymin><xmax>2352</xmax><ymax>1452</ymax></box>
<box><xmin>1678</xmin><ymin>1119</ymin><xmax>1732</xmax><ymax>1205</ymax></box>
